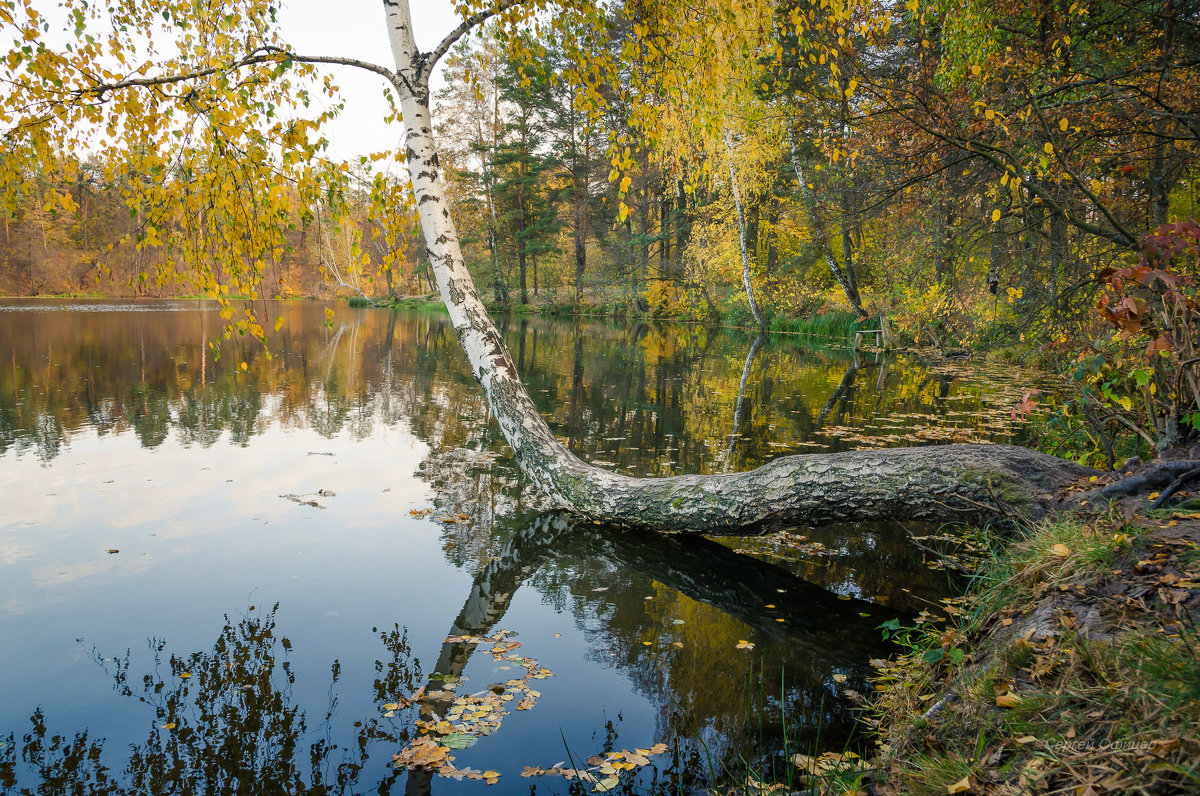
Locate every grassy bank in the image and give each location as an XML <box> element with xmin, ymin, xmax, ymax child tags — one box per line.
<box><xmin>347</xmin><ymin>295</ymin><xmax>448</xmax><ymax>312</ymax></box>
<box><xmin>460</xmin><ymin>296</ymin><xmax>882</xmax><ymax>342</ymax></box>
<box><xmin>808</xmin><ymin>504</ymin><xmax>1200</xmax><ymax>795</ymax></box>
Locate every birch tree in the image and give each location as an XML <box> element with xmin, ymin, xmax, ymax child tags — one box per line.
<box><xmin>3</xmin><ymin>0</ymin><xmax>1158</xmax><ymax>532</ymax></box>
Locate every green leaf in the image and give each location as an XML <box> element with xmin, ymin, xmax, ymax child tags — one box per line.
<box><xmin>440</xmin><ymin>733</ymin><xmax>478</xmax><ymax>749</ymax></box>
<box><xmin>922</xmin><ymin>648</ymin><xmax>945</xmax><ymax>664</ymax></box>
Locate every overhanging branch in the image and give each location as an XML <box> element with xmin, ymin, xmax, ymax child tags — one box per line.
<box><xmin>426</xmin><ymin>0</ymin><xmax>528</xmax><ymax>74</ymax></box>
<box><xmin>75</xmin><ymin>46</ymin><xmax>406</xmax><ymax>103</ymax></box>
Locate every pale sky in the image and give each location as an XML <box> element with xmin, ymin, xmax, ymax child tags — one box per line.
<box><xmin>278</xmin><ymin>0</ymin><xmax>463</xmax><ymax>163</ymax></box>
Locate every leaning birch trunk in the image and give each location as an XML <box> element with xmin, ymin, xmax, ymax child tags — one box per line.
<box><xmin>383</xmin><ymin>0</ymin><xmax>1093</xmax><ymax>533</ymax></box>
<box><xmin>788</xmin><ymin>129</ymin><xmax>867</xmax><ymax>318</ymax></box>
<box><xmin>723</xmin><ymin>128</ymin><xmax>767</xmax><ymax>331</ymax></box>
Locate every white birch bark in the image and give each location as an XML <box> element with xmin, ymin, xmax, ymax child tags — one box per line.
<box><xmin>723</xmin><ymin>127</ymin><xmax>767</xmax><ymax>331</ymax></box>
<box><xmin>787</xmin><ymin>128</ymin><xmax>866</xmax><ymax>318</ymax></box>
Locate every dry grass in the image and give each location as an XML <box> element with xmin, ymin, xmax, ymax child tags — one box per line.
<box><xmin>865</xmin><ymin>505</ymin><xmax>1200</xmax><ymax>795</ymax></box>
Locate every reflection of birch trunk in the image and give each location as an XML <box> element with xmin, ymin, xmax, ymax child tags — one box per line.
<box><xmin>399</xmin><ymin>509</ymin><xmax>911</xmax><ymax>794</ymax></box>
<box><xmin>404</xmin><ymin>518</ymin><xmax>556</xmax><ymax>796</ymax></box>
<box><xmin>423</xmin><ymin>513</ymin><xmax>901</xmax><ymax>681</ymax></box>
<box><xmin>723</xmin><ymin>128</ymin><xmax>766</xmax><ymax>330</ymax></box>
<box><xmin>816</xmin><ymin>350</ymin><xmax>860</xmax><ymax>428</ymax></box>
<box><xmin>723</xmin><ymin>333</ymin><xmax>766</xmax><ymax>473</ymax></box>
<box><xmin>382</xmin><ymin>311</ymin><xmax>396</xmax><ymax>416</ymax></box>
<box><xmin>787</xmin><ymin>128</ymin><xmax>866</xmax><ymax>318</ymax></box>
<box><xmin>322</xmin><ymin>324</ymin><xmax>345</xmax><ymax>383</ymax></box>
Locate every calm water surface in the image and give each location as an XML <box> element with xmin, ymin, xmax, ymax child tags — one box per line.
<box><xmin>0</xmin><ymin>300</ymin><xmax>1039</xmax><ymax>794</ymax></box>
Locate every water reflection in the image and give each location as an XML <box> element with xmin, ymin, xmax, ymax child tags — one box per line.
<box><xmin>1</xmin><ymin>299</ymin><xmax>1034</xmax><ymax>469</ymax></box>
<box><xmin>1</xmin><ymin>605</ymin><xmax>421</xmax><ymax>795</ymax></box>
<box><xmin>1</xmin><ymin>510</ymin><xmax>903</xmax><ymax>794</ymax></box>
<box><xmin>0</xmin><ymin>299</ymin><xmax>1049</xmax><ymax>793</ymax></box>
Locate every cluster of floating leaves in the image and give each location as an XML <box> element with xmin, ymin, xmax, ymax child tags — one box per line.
<box><xmin>390</xmin><ymin>630</ymin><xmax>553</xmax><ymax>785</ymax></box>
<box><xmin>279</xmin><ymin>488</ymin><xmax>336</xmax><ymax>508</ymax></box>
<box><xmin>908</xmin><ymin>528</ymin><xmax>992</xmax><ymax>573</ymax></box>
<box><xmin>733</xmin><ymin>530</ymin><xmax>835</xmax><ymax>562</ymax></box>
<box><xmin>521</xmin><ymin>744</ymin><xmax>669</xmax><ymax>792</ymax></box>
<box><xmin>811</xmin><ymin>362</ymin><xmax>1056</xmax><ymax>450</ymax></box>
<box><xmin>408</xmin><ymin>507</ymin><xmax>476</xmax><ymax>525</ymax></box>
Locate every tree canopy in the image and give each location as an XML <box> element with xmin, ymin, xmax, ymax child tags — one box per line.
<box><xmin>2</xmin><ymin>0</ymin><xmax>1197</xmax><ymax>472</ymax></box>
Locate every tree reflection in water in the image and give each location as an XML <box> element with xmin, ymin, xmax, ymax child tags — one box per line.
<box><xmin>1</xmin><ymin>510</ymin><xmax>905</xmax><ymax>794</ymax></box>
<box><xmin>1</xmin><ymin>606</ymin><xmax>421</xmax><ymax>795</ymax></box>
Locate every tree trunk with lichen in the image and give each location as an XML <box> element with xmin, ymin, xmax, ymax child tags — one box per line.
<box><xmin>385</xmin><ymin>0</ymin><xmax>1094</xmax><ymax>534</ymax></box>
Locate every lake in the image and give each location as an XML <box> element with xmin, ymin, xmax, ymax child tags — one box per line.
<box><xmin>0</xmin><ymin>299</ymin><xmax>1040</xmax><ymax>794</ymax></box>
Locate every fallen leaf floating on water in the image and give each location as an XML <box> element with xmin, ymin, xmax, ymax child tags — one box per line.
<box><xmin>736</xmin><ymin>640</ymin><xmax>755</xmax><ymax>650</ymax></box>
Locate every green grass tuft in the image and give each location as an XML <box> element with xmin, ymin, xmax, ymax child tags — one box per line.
<box><xmin>769</xmin><ymin>310</ymin><xmax>876</xmax><ymax>339</ymax></box>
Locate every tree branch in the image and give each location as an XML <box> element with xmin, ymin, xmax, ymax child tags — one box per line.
<box><xmin>76</xmin><ymin>47</ymin><xmax>403</xmax><ymax>101</ymax></box>
<box><xmin>426</xmin><ymin>0</ymin><xmax>528</xmax><ymax>74</ymax></box>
